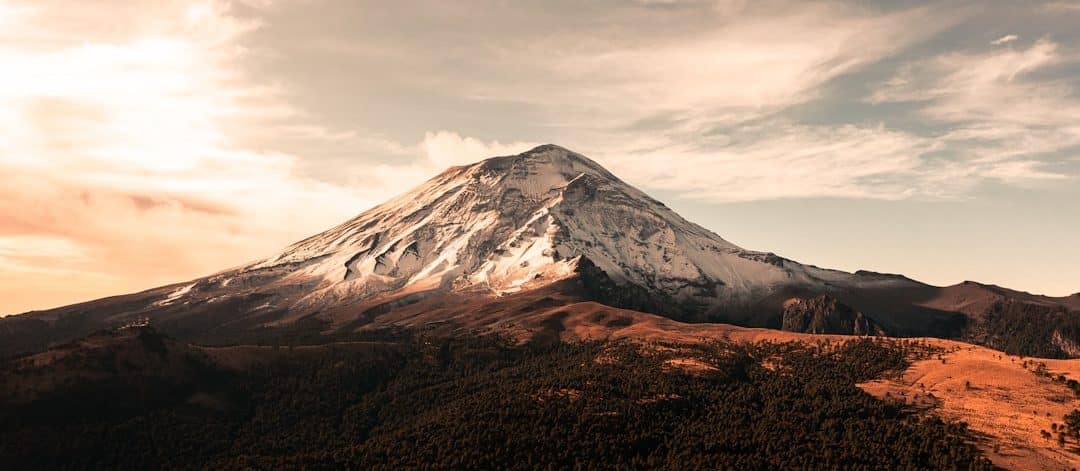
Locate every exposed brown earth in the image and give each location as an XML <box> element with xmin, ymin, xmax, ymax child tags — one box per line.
<box><xmin>343</xmin><ymin>279</ymin><xmax>853</xmax><ymax>345</ymax></box>
<box><xmin>859</xmin><ymin>340</ymin><xmax>1080</xmax><ymax>470</ymax></box>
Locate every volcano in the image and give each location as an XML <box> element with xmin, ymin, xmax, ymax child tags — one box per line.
<box><xmin>3</xmin><ymin>144</ymin><xmax>1078</xmax><ymax>356</ymax></box>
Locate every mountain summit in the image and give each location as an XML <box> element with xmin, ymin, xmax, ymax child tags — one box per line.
<box><xmin>158</xmin><ymin>144</ymin><xmax>897</xmax><ymax>323</ymax></box>
<box><xmin>3</xmin><ymin>145</ymin><xmax>1078</xmax><ymax>357</ymax></box>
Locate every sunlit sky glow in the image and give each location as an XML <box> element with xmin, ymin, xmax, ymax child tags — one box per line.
<box><xmin>2</xmin><ymin>0</ymin><xmax>1079</xmax><ymax>314</ymax></box>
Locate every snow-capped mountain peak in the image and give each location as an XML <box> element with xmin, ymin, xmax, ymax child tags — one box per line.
<box><xmin>9</xmin><ymin>144</ymin><xmax>1080</xmax><ymax>361</ymax></box>
<box><xmin>244</xmin><ymin>145</ymin><xmax>746</xmax><ymax>302</ymax></box>
<box><xmin>138</xmin><ymin>144</ymin><xmax>916</xmax><ymax>325</ymax></box>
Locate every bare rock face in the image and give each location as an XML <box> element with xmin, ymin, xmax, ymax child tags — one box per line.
<box><xmin>1052</xmin><ymin>331</ymin><xmax>1080</xmax><ymax>358</ymax></box>
<box><xmin>781</xmin><ymin>296</ymin><xmax>886</xmax><ymax>336</ymax></box>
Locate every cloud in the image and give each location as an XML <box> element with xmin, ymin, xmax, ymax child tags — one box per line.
<box><xmin>990</xmin><ymin>34</ymin><xmax>1019</xmax><ymax>46</ymax></box>
<box><xmin>596</xmin><ymin>122</ymin><xmax>943</xmax><ymax>202</ymax></box>
<box><xmin>345</xmin><ymin>132</ymin><xmax>538</xmax><ymax>203</ymax></box>
<box><xmin>0</xmin><ymin>235</ymin><xmax>122</xmax><ymax>316</ymax></box>
<box><xmin>3</xmin><ymin>0</ymin><xmax>1076</xmax><ymax>312</ymax></box>
<box><xmin>0</xmin><ymin>0</ymin><xmax>546</xmax><ymax>316</ymax></box>
<box><xmin>447</xmin><ymin>2</ymin><xmax>963</xmax><ymax>129</ymax></box>
<box><xmin>870</xmin><ymin>39</ymin><xmax>1066</xmax><ymax>123</ymax></box>
<box><xmin>869</xmin><ymin>38</ymin><xmax>1080</xmax><ymax>183</ymax></box>
<box><xmin>313</xmin><ymin>1</ymin><xmax>972</xmax><ymax>204</ymax></box>
<box><xmin>258</xmin><ymin>2</ymin><xmax>972</xmax><ymax>203</ymax></box>
<box><xmin>422</xmin><ymin>131</ymin><xmax>536</xmax><ymax>168</ymax></box>
<box><xmin>1044</xmin><ymin>1</ymin><xmax>1080</xmax><ymax>12</ymax></box>
<box><xmin>582</xmin><ymin>34</ymin><xmax>1079</xmax><ymax>204</ymax></box>
<box><xmin>0</xmin><ymin>235</ymin><xmax>92</xmax><ymax>269</ymax></box>
<box><xmin>0</xmin><ymin>0</ymin><xmax>373</xmax><ymax>313</ymax></box>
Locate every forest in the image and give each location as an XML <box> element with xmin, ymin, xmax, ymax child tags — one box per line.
<box><xmin>967</xmin><ymin>300</ymin><xmax>1080</xmax><ymax>358</ymax></box>
<box><xmin>0</xmin><ymin>328</ymin><xmax>993</xmax><ymax>470</ymax></box>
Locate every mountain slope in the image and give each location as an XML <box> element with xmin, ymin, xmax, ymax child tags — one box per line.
<box><xmin>198</xmin><ymin>144</ymin><xmax>892</xmax><ymax>321</ymax></box>
<box><xmin>1</xmin><ymin>145</ymin><xmax>1077</xmax><ymax>357</ymax></box>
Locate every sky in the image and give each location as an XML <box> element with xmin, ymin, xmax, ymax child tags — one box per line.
<box><xmin>2</xmin><ymin>0</ymin><xmax>1079</xmax><ymax>315</ymax></box>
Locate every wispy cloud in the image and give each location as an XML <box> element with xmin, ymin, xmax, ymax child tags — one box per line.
<box><xmin>3</xmin><ymin>0</ymin><xmax>1079</xmax><ymax>310</ymax></box>
<box><xmin>354</xmin><ymin>132</ymin><xmax>538</xmax><ymax>200</ymax></box>
<box><xmin>601</xmin><ymin>122</ymin><xmax>936</xmax><ymax>201</ymax></box>
<box><xmin>447</xmin><ymin>2</ymin><xmax>963</xmax><ymax>128</ymax></box>
<box><xmin>0</xmin><ymin>0</ymin><xmax>372</xmax><ymax>313</ymax></box>
<box><xmin>422</xmin><ymin>131</ymin><xmax>536</xmax><ymax>169</ymax></box>
<box><xmin>990</xmin><ymin>34</ymin><xmax>1019</xmax><ymax>46</ymax></box>
<box><xmin>323</xmin><ymin>1</ymin><xmax>971</xmax><ymax>203</ymax></box>
<box><xmin>869</xmin><ymin>38</ymin><xmax>1080</xmax><ymax>183</ymax></box>
<box><xmin>1044</xmin><ymin>1</ymin><xmax>1080</xmax><ymax>12</ymax></box>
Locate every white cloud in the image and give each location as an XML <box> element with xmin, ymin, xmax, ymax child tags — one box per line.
<box><xmin>345</xmin><ymin>132</ymin><xmax>538</xmax><ymax>203</ymax></box>
<box><xmin>456</xmin><ymin>3</ymin><xmax>962</xmax><ymax>129</ymax></box>
<box><xmin>990</xmin><ymin>34</ymin><xmax>1019</xmax><ymax>46</ymax></box>
<box><xmin>3</xmin><ymin>0</ymin><xmax>1075</xmax><ymax>312</ymax></box>
<box><xmin>869</xmin><ymin>39</ymin><xmax>1079</xmax><ymax>184</ymax></box>
<box><xmin>596</xmin><ymin>122</ymin><xmax>938</xmax><ymax>202</ymax></box>
<box><xmin>422</xmin><ymin>131</ymin><xmax>536</xmax><ymax>168</ymax></box>
<box><xmin>0</xmin><ymin>0</ymin><xmax>373</xmax><ymax>313</ymax></box>
<box><xmin>365</xmin><ymin>1</ymin><xmax>975</xmax><ymax>204</ymax></box>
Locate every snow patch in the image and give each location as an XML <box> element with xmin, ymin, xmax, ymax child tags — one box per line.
<box><xmin>154</xmin><ymin>283</ymin><xmax>195</xmax><ymax>307</ymax></box>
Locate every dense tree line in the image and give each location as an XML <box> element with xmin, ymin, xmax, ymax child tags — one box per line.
<box><xmin>0</xmin><ymin>330</ymin><xmax>992</xmax><ymax>470</ymax></box>
<box><xmin>966</xmin><ymin>300</ymin><xmax>1080</xmax><ymax>358</ymax></box>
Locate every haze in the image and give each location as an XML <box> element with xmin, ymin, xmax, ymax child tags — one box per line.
<box><xmin>2</xmin><ymin>0</ymin><xmax>1079</xmax><ymax>315</ymax></box>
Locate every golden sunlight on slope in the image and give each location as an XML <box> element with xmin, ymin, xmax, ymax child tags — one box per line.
<box><xmin>448</xmin><ymin>291</ymin><xmax>1080</xmax><ymax>470</ymax></box>
<box><xmin>282</xmin><ymin>281</ymin><xmax>1080</xmax><ymax>470</ymax></box>
<box><xmin>860</xmin><ymin>341</ymin><xmax>1080</xmax><ymax>470</ymax></box>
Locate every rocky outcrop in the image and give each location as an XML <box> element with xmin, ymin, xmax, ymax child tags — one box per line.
<box><xmin>1052</xmin><ymin>330</ymin><xmax>1080</xmax><ymax>358</ymax></box>
<box><xmin>781</xmin><ymin>296</ymin><xmax>885</xmax><ymax>336</ymax></box>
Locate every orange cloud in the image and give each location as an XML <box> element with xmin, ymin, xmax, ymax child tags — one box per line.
<box><xmin>0</xmin><ymin>1</ymin><xmax>370</xmax><ymax>314</ymax></box>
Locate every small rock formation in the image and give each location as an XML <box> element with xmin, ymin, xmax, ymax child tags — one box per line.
<box><xmin>781</xmin><ymin>295</ymin><xmax>885</xmax><ymax>336</ymax></box>
<box><xmin>1052</xmin><ymin>330</ymin><xmax>1080</xmax><ymax>358</ymax></box>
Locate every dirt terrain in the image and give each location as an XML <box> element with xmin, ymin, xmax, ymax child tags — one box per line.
<box><xmin>860</xmin><ymin>340</ymin><xmax>1080</xmax><ymax>470</ymax></box>
<box><xmin>613</xmin><ymin>309</ymin><xmax>1080</xmax><ymax>470</ymax></box>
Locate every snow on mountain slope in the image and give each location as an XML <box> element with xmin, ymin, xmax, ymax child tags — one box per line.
<box><xmin>7</xmin><ymin>144</ymin><xmax>1080</xmax><ymax>358</ymax></box>
<box><xmin>155</xmin><ymin>144</ymin><xmax>910</xmax><ymax>322</ymax></box>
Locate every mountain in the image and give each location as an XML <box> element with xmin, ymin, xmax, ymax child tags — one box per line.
<box><xmin>178</xmin><ymin>143</ymin><xmax>898</xmax><ymax>321</ymax></box>
<box><xmin>2</xmin><ymin>144</ymin><xmax>1078</xmax><ymax>357</ymax></box>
